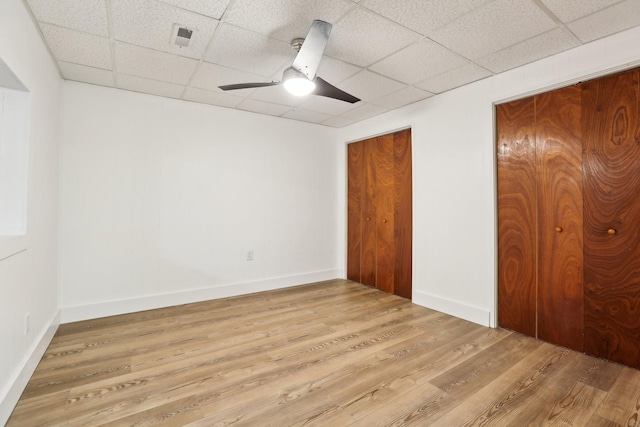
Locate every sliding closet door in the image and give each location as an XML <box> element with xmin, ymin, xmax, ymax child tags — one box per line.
<box><xmin>496</xmin><ymin>98</ymin><xmax>537</xmax><ymax>337</ymax></box>
<box><xmin>582</xmin><ymin>69</ymin><xmax>640</xmax><ymax>368</ymax></box>
<box><xmin>535</xmin><ymin>86</ymin><xmax>584</xmax><ymax>352</ymax></box>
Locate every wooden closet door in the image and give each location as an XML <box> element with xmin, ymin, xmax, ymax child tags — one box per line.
<box><xmin>496</xmin><ymin>98</ymin><xmax>537</xmax><ymax>337</ymax></box>
<box><xmin>347</xmin><ymin>130</ymin><xmax>412</xmax><ymax>298</ymax></box>
<box><xmin>347</xmin><ymin>141</ymin><xmax>364</xmax><ymax>283</ymax></box>
<box><xmin>361</xmin><ymin>139</ymin><xmax>378</xmax><ymax>287</ymax></box>
<box><xmin>582</xmin><ymin>69</ymin><xmax>640</xmax><ymax>368</ymax></box>
<box><xmin>393</xmin><ymin>129</ymin><xmax>412</xmax><ymax>299</ymax></box>
<box><xmin>375</xmin><ymin>134</ymin><xmax>396</xmax><ymax>293</ymax></box>
<box><xmin>535</xmin><ymin>86</ymin><xmax>584</xmax><ymax>352</ymax></box>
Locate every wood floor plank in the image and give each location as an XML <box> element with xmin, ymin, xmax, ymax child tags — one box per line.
<box><xmin>435</xmin><ymin>343</ymin><xmax>578</xmax><ymax>426</ymax></box>
<box><xmin>499</xmin><ymin>351</ymin><xmax>615</xmax><ymax>426</ymax></box>
<box><xmin>328</xmin><ymin>328</ymin><xmax>511</xmax><ymax>425</ymax></box>
<box><xmin>593</xmin><ymin>366</ymin><xmax>640</xmax><ymax>426</ymax></box>
<box><xmin>7</xmin><ymin>280</ymin><xmax>640</xmax><ymax>426</ymax></box>
<box><xmin>428</xmin><ymin>332</ymin><xmax>542</xmax><ymax>401</ymax></box>
<box><xmin>192</xmin><ymin>310</ymin><xmax>448</xmax><ymax>424</ymax></box>
<box><xmin>4</xmin><ymin>389</ymin><xmax>70</xmax><ymax>426</ymax></box>
<box><xmin>344</xmin><ymin>382</ymin><xmax>458</xmax><ymax>426</ymax></box>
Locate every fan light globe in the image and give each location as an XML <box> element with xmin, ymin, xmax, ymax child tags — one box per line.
<box><xmin>284</xmin><ymin>78</ymin><xmax>315</xmax><ymax>96</ymax></box>
<box><xmin>282</xmin><ymin>67</ymin><xmax>315</xmax><ymax>96</ymax></box>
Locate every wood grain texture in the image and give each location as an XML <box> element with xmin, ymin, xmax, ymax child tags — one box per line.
<box><xmin>496</xmin><ymin>98</ymin><xmax>537</xmax><ymax>337</ymax></box>
<box><xmin>393</xmin><ymin>129</ymin><xmax>412</xmax><ymax>299</ymax></box>
<box><xmin>375</xmin><ymin>134</ymin><xmax>396</xmax><ymax>294</ymax></box>
<box><xmin>498</xmin><ymin>68</ymin><xmax>640</xmax><ymax>369</ymax></box>
<box><xmin>347</xmin><ymin>129</ymin><xmax>412</xmax><ymax>298</ymax></box>
<box><xmin>8</xmin><ymin>280</ymin><xmax>640</xmax><ymax>426</ymax></box>
<box><xmin>582</xmin><ymin>69</ymin><xmax>640</xmax><ymax>368</ymax></box>
<box><xmin>347</xmin><ymin>141</ymin><xmax>364</xmax><ymax>282</ymax></box>
<box><xmin>361</xmin><ymin>139</ymin><xmax>378</xmax><ymax>287</ymax></box>
<box><xmin>535</xmin><ymin>85</ymin><xmax>584</xmax><ymax>352</ymax></box>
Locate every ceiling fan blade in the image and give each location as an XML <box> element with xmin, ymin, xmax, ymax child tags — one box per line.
<box><xmin>218</xmin><ymin>82</ymin><xmax>280</xmax><ymax>91</ymax></box>
<box><xmin>314</xmin><ymin>77</ymin><xmax>360</xmax><ymax>103</ymax></box>
<box><xmin>291</xmin><ymin>20</ymin><xmax>331</xmax><ymax>81</ymax></box>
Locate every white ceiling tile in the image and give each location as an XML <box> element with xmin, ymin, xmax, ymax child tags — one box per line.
<box><xmin>371</xmin><ymin>86</ymin><xmax>434</xmax><ymax>110</ymax></box>
<box><xmin>40</xmin><ymin>24</ymin><xmax>112</xmax><ymax>70</ymax></box>
<box><xmin>224</xmin><ymin>0</ymin><xmax>354</xmax><ymax>42</ymax></box>
<box><xmin>316</xmin><ymin>56</ymin><xmax>362</xmax><ymax>84</ymax></box>
<box><xmin>26</xmin><ymin>0</ymin><xmax>108</xmax><ymax>36</ymax></box>
<box><xmin>59</xmin><ymin>61</ymin><xmax>114</xmax><ymax>87</ymax></box>
<box><xmin>476</xmin><ymin>28</ymin><xmax>580</xmax><ymax>73</ymax></box>
<box><xmin>299</xmin><ymin>95</ymin><xmax>359</xmax><ymax>115</ymax></box>
<box><xmin>342</xmin><ymin>103</ymin><xmax>388</xmax><ymax>121</ymax></box>
<box><xmin>567</xmin><ymin>0</ymin><xmax>640</xmax><ymax>43</ymax></box>
<box><xmin>416</xmin><ymin>63</ymin><xmax>491</xmax><ymax>93</ymax></box>
<box><xmin>183</xmin><ymin>87</ymin><xmax>244</xmax><ymax>108</ymax></box>
<box><xmin>21</xmin><ymin>0</ymin><xmax>640</xmax><ymax>127</ymax></box>
<box><xmin>237</xmin><ymin>99</ymin><xmax>292</xmax><ymax>116</ymax></box>
<box><xmin>157</xmin><ymin>0</ymin><xmax>232</xmax><ymax>19</ymax></box>
<box><xmin>204</xmin><ymin>24</ymin><xmax>293</xmax><ymax>77</ymax></box>
<box><xmin>325</xmin><ymin>7</ymin><xmax>421</xmax><ymax>67</ymax></box>
<box><xmin>370</xmin><ymin>39</ymin><xmax>468</xmax><ymax>84</ymax></box>
<box><xmin>117</xmin><ymin>73</ymin><xmax>186</xmax><ymax>98</ymax></box>
<box><xmin>431</xmin><ymin>0</ymin><xmax>557</xmax><ymax>59</ymax></box>
<box><xmin>361</xmin><ymin>0</ymin><xmax>491</xmax><ymax>35</ymax></box>
<box><xmin>282</xmin><ymin>109</ymin><xmax>332</xmax><ymax>124</ymax></box>
<box><xmin>540</xmin><ymin>0</ymin><xmax>622</xmax><ymax>23</ymax></box>
<box><xmin>249</xmin><ymin>85</ymin><xmax>307</xmax><ymax>107</ymax></box>
<box><xmin>190</xmin><ymin>62</ymin><xmax>265</xmax><ymax>92</ymax></box>
<box><xmin>321</xmin><ymin>116</ymin><xmax>356</xmax><ymax>128</ymax></box>
<box><xmin>115</xmin><ymin>42</ymin><xmax>199</xmax><ymax>85</ymax></box>
<box><xmin>338</xmin><ymin>70</ymin><xmax>406</xmax><ymax>102</ymax></box>
<box><xmin>111</xmin><ymin>0</ymin><xmax>218</xmax><ymax>60</ymax></box>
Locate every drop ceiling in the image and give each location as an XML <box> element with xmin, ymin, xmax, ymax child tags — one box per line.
<box><xmin>23</xmin><ymin>0</ymin><xmax>640</xmax><ymax>127</ymax></box>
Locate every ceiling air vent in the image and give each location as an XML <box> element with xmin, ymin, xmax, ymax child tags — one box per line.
<box><xmin>171</xmin><ymin>24</ymin><xmax>194</xmax><ymax>48</ymax></box>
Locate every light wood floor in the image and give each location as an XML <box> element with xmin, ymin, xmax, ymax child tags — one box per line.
<box><xmin>7</xmin><ymin>280</ymin><xmax>640</xmax><ymax>426</ymax></box>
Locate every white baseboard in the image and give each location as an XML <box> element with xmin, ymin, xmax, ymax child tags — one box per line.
<box><xmin>61</xmin><ymin>270</ymin><xmax>342</xmax><ymax>323</ymax></box>
<box><xmin>412</xmin><ymin>290</ymin><xmax>491</xmax><ymax>327</ymax></box>
<box><xmin>0</xmin><ymin>310</ymin><xmax>60</xmax><ymax>426</ymax></box>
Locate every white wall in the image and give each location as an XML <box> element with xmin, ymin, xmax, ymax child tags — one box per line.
<box><xmin>339</xmin><ymin>25</ymin><xmax>640</xmax><ymax>328</ymax></box>
<box><xmin>59</xmin><ymin>83</ymin><xmax>341</xmax><ymax>322</ymax></box>
<box><xmin>0</xmin><ymin>0</ymin><xmax>62</xmax><ymax>423</ymax></box>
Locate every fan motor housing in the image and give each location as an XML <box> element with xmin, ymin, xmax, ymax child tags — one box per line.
<box><xmin>291</xmin><ymin>38</ymin><xmax>305</xmax><ymax>52</ymax></box>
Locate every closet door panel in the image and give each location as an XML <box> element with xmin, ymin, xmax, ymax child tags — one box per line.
<box><xmin>375</xmin><ymin>134</ymin><xmax>396</xmax><ymax>294</ymax></box>
<box><xmin>361</xmin><ymin>139</ymin><xmax>378</xmax><ymax>287</ymax></box>
<box><xmin>496</xmin><ymin>98</ymin><xmax>537</xmax><ymax>337</ymax></box>
<box><xmin>393</xmin><ymin>129</ymin><xmax>412</xmax><ymax>299</ymax></box>
<box><xmin>582</xmin><ymin>70</ymin><xmax>640</xmax><ymax>368</ymax></box>
<box><xmin>535</xmin><ymin>86</ymin><xmax>584</xmax><ymax>351</ymax></box>
<box><xmin>347</xmin><ymin>141</ymin><xmax>364</xmax><ymax>282</ymax></box>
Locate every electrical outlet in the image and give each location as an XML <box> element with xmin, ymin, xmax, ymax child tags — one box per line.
<box><xmin>247</xmin><ymin>250</ymin><xmax>253</xmax><ymax>261</ymax></box>
<box><xmin>25</xmin><ymin>313</ymin><xmax>30</xmax><ymax>335</ymax></box>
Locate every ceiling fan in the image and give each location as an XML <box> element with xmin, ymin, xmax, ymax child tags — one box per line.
<box><xmin>218</xmin><ymin>20</ymin><xmax>360</xmax><ymax>104</ymax></box>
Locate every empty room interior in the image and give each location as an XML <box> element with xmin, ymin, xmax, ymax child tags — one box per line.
<box><xmin>2</xmin><ymin>0</ymin><xmax>640</xmax><ymax>425</ymax></box>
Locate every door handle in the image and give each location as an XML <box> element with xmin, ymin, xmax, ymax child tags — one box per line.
<box><xmin>554</xmin><ymin>226</ymin><xmax>563</xmax><ymax>232</ymax></box>
<box><xmin>607</xmin><ymin>228</ymin><xmax>617</xmax><ymax>235</ymax></box>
